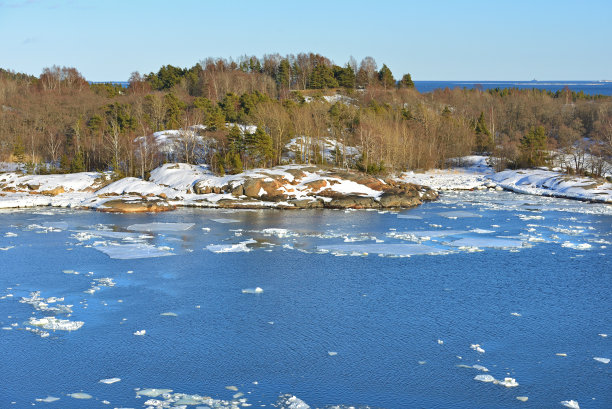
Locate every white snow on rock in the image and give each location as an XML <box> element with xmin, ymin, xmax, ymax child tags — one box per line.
<box><xmin>490</xmin><ymin>168</ymin><xmax>612</xmax><ymax>203</ymax></box>
<box><xmin>95</xmin><ymin>177</ymin><xmax>181</xmax><ymax>199</ymax></box>
<box><xmin>283</xmin><ymin>136</ymin><xmax>360</xmax><ymax>164</ymax></box>
<box><xmin>149</xmin><ymin>163</ymin><xmax>211</xmax><ymax>192</ymax></box>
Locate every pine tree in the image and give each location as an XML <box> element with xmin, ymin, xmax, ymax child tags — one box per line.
<box><xmin>378</xmin><ymin>64</ymin><xmax>395</xmax><ymax>89</ymax></box>
<box><xmin>276</xmin><ymin>59</ymin><xmax>291</xmax><ymax>89</ymax></box>
<box><xmin>399</xmin><ymin>73</ymin><xmax>415</xmax><ymax>88</ymax></box>
<box><xmin>520</xmin><ymin>126</ymin><xmax>548</xmax><ymax>167</ymax></box>
<box><xmin>474</xmin><ymin>112</ymin><xmax>493</xmax><ymax>153</ymax></box>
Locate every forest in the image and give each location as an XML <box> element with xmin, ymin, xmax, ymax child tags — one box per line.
<box><xmin>0</xmin><ymin>52</ymin><xmax>611</xmax><ymax>179</ymax></box>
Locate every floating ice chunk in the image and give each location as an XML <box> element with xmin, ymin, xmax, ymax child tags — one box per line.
<box><xmin>599</xmin><ymin>333</ymin><xmax>608</xmax><ymax>338</ymax></box>
<box><xmin>470</xmin><ymin>228</ymin><xmax>495</xmax><ymax>234</ymax></box>
<box><xmin>94</xmin><ymin>242</ymin><xmax>175</xmax><ymax>259</ymax></box>
<box><xmin>450</xmin><ymin>237</ymin><xmax>523</xmax><ymax>249</ymax></box>
<box><xmin>437</xmin><ymin>339</ymin><xmax>444</xmax><ymax>345</ymax></box>
<box><xmin>470</xmin><ymin>344</ymin><xmax>485</xmax><ymax>353</ymax></box>
<box><xmin>593</xmin><ymin>357</ymin><xmax>610</xmax><ymax>364</ymax></box>
<box><xmin>516</xmin><ymin>396</ymin><xmax>529</xmax><ymax>402</ymax></box>
<box><xmin>474</xmin><ymin>374</ymin><xmax>496</xmax><ymax>383</ymax></box>
<box><xmin>472</xmin><ymin>364</ymin><xmax>489</xmax><ymax>372</ymax></box>
<box><xmin>225</xmin><ymin>386</ymin><xmax>239</xmax><ymax>391</ymax></box>
<box><xmin>99</xmin><ymin>377</ymin><xmax>121</xmax><ymax>384</ymax></box>
<box><xmin>28</xmin><ymin>317</ymin><xmax>83</xmax><ymax>331</ymax></box>
<box><xmin>68</xmin><ymin>392</ymin><xmax>92</xmax><ymax>399</ymax></box>
<box><xmin>211</xmin><ymin>218</ymin><xmax>240</xmax><ymax>223</ymax></box>
<box><xmin>242</xmin><ymin>287</ymin><xmax>264</xmax><ymax>294</ymax></box>
<box><xmin>397</xmin><ymin>214</ymin><xmax>422</xmax><ymax>219</ymax></box>
<box><xmin>137</xmin><ymin>388</ymin><xmax>173</xmax><ymax>397</ymax></box>
<box><xmin>160</xmin><ymin>312</ymin><xmax>178</xmax><ymax>317</ymax></box>
<box><xmin>439</xmin><ymin>211</ymin><xmax>481</xmax><ymax>218</ymax></box>
<box><xmin>207</xmin><ymin>239</ymin><xmax>256</xmax><ymax>253</ymax></box>
<box><xmin>556</xmin><ymin>353</ymin><xmax>567</xmax><ymax>357</ymax></box>
<box><xmin>127</xmin><ymin>222</ymin><xmax>195</xmax><ymax>232</ymax></box>
<box><xmin>0</xmin><ymin>246</ymin><xmax>14</xmax><ymax>250</ymax></box>
<box><xmin>35</xmin><ymin>396</ymin><xmax>60</xmax><ymax>402</ymax></box>
<box><xmin>499</xmin><ymin>377</ymin><xmax>519</xmax><ymax>387</ymax></box>
<box><xmin>134</xmin><ymin>330</ymin><xmax>146</xmax><ymax>336</ymax></box>
<box><xmin>276</xmin><ymin>394</ymin><xmax>311</xmax><ymax>409</ymax></box>
<box><xmin>561</xmin><ymin>242</ymin><xmax>592</xmax><ymax>250</ymax></box>
<box><xmin>560</xmin><ymin>400</ymin><xmax>580</xmax><ymax>409</ymax></box>
<box><xmin>328</xmin><ymin>351</ymin><xmax>338</xmax><ymax>356</ymax></box>
<box><xmin>511</xmin><ymin>312</ymin><xmax>522</xmax><ymax>317</ymax></box>
<box><xmin>4</xmin><ymin>232</ymin><xmax>18</xmax><ymax>237</ymax></box>
<box><xmin>233</xmin><ymin>392</ymin><xmax>244</xmax><ymax>399</ymax></box>
<box><xmin>317</xmin><ymin>243</ymin><xmax>447</xmax><ymax>257</ymax></box>
<box><xmin>518</xmin><ymin>214</ymin><xmax>544</xmax><ymax>220</ymax></box>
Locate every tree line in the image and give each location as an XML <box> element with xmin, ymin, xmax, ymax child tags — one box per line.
<box><xmin>0</xmin><ymin>54</ymin><xmax>610</xmax><ymax>180</ymax></box>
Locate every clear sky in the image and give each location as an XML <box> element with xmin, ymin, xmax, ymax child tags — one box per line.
<box><xmin>0</xmin><ymin>0</ymin><xmax>610</xmax><ymax>82</ymax></box>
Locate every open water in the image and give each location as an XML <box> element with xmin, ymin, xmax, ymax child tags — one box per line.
<box><xmin>0</xmin><ymin>191</ymin><xmax>610</xmax><ymax>408</ymax></box>
<box><xmin>414</xmin><ymin>80</ymin><xmax>612</xmax><ymax>96</ymax></box>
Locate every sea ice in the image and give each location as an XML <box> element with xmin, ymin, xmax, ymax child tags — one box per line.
<box><xmin>28</xmin><ymin>316</ymin><xmax>83</xmax><ymax>331</ymax></box>
<box><xmin>134</xmin><ymin>330</ymin><xmax>146</xmax><ymax>336</ymax></box>
<box><xmin>137</xmin><ymin>388</ymin><xmax>173</xmax><ymax>397</ymax></box>
<box><xmin>470</xmin><ymin>344</ymin><xmax>485</xmax><ymax>353</ymax></box>
<box><xmin>94</xmin><ymin>242</ymin><xmax>175</xmax><ymax>259</ymax></box>
<box><xmin>276</xmin><ymin>394</ymin><xmax>311</xmax><ymax>409</ymax></box>
<box><xmin>439</xmin><ymin>211</ymin><xmax>481</xmax><ymax>218</ymax></box>
<box><xmin>207</xmin><ymin>239</ymin><xmax>256</xmax><ymax>253</ymax></box>
<box><xmin>35</xmin><ymin>396</ymin><xmax>60</xmax><ymax>402</ymax></box>
<box><xmin>328</xmin><ymin>351</ymin><xmax>338</xmax><ymax>356</ymax></box>
<box><xmin>242</xmin><ymin>287</ymin><xmax>264</xmax><ymax>294</ymax></box>
<box><xmin>516</xmin><ymin>396</ymin><xmax>529</xmax><ymax>402</ymax></box>
<box><xmin>68</xmin><ymin>392</ymin><xmax>92</xmax><ymax>399</ymax></box>
<box><xmin>127</xmin><ymin>222</ymin><xmax>195</xmax><ymax>232</ymax></box>
<box><xmin>160</xmin><ymin>312</ymin><xmax>178</xmax><ymax>317</ymax></box>
<box><xmin>560</xmin><ymin>400</ymin><xmax>580</xmax><ymax>409</ymax></box>
<box><xmin>593</xmin><ymin>357</ymin><xmax>610</xmax><ymax>364</ymax></box>
<box><xmin>99</xmin><ymin>377</ymin><xmax>121</xmax><ymax>384</ymax></box>
<box><xmin>561</xmin><ymin>242</ymin><xmax>592</xmax><ymax>250</ymax></box>
<box><xmin>316</xmin><ymin>243</ymin><xmax>447</xmax><ymax>257</ymax></box>
<box><xmin>437</xmin><ymin>339</ymin><xmax>444</xmax><ymax>345</ymax></box>
<box><xmin>450</xmin><ymin>237</ymin><xmax>523</xmax><ymax>249</ymax></box>
<box><xmin>472</xmin><ymin>364</ymin><xmax>489</xmax><ymax>372</ymax></box>
<box><xmin>511</xmin><ymin>312</ymin><xmax>522</xmax><ymax>317</ymax></box>
<box><xmin>211</xmin><ymin>218</ymin><xmax>240</xmax><ymax>223</ymax></box>
<box><xmin>474</xmin><ymin>374</ymin><xmax>496</xmax><ymax>383</ymax></box>
<box><xmin>4</xmin><ymin>232</ymin><xmax>18</xmax><ymax>237</ymax></box>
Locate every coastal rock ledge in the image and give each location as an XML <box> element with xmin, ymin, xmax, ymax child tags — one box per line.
<box><xmin>0</xmin><ymin>164</ymin><xmax>438</xmax><ymax>212</ymax></box>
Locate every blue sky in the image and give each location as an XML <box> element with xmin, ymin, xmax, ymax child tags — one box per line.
<box><xmin>0</xmin><ymin>0</ymin><xmax>610</xmax><ymax>81</ymax></box>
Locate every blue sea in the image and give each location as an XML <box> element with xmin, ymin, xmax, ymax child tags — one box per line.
<box><xmin>1</xmin><ymin>191</ymin><xmax>610</xmax><ymax>408</ymax></box>
<box><xmin>414</xmin><ymin>80</ymin><xmax>612</xmax><ymax>96</ymax></box>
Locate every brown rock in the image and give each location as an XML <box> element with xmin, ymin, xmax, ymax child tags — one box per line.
<box><xmin>304</xmin><ymin>179</ymin><xmax>328</xmax><ymax>191</ymax></box>
<box><xmin>40</xmin><ymin>186</ymin><xmax>65</xmax><ymax>196</ymax></box>
<box><xmin>325</xmin><ymin>195</ymin><xmax>378</xmax><ymax>209</ymax></box>
<box><xmin>97</xmin><ymin>199</ymin><xmax>175</xmax><ymax>213</ymax></box>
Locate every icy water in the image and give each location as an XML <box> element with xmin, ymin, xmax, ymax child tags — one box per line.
<box><xmin>414</xmin><ymin>80</ymin><xmax>612</xmax><ymax>96</ymax></box>
<box><xmin>0</xmin><ymin>191</ymin><xmax>610</xmax><ymax>409</ymax></box>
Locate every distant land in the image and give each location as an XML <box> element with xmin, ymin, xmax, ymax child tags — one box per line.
<box><xmin>90</xmin><ymin>80</ymin><xmax>612</xmax><ymax>96</ymax></box>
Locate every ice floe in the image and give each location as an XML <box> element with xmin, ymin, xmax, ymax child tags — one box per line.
<box><xmin>207</xmin><ymin>239</ymin><xmax>256</xmax><ymax>253</ymax></box>
<box><xmin>127</xmin><ymin>222</ymin><xmax>195</xmax><ymax>232</ymax></box>
<box><xmin>93</xmin><ymin>242</ymin><xmax>175</xmax><ymax>259</ymax></box>
<box><xmin>242</xmin><ymin>287</ymin><xmax>264</xmax><ymax>294</ymax></box>
<box><xmin>99</xmin><ymin>377</ymin><xmax>121</xmax><ymax>384</ymax></box>
<box><xmin>560</xmin><ymin>400</ymin><xmax>580</xmax><ymax>409</ymax></box>
<box><xmin>516</xmin><ymin>396</ymin><xmax>529</xmax><ymax>402</ymax></box>
<box><xmin>316</xmin><ymin>243</ymin><xmax>447</xmax><ymax>257</ymax></box>
<box><xmin>474</xmin><ymin>374</ymin><xmax>518</xmax><ymax>387</ymax></box>
<box><xmin>561</xmin><ymin>242</ymin><xmax>592</xmax><ymax>250</ymax></box>
<box><xmin>35</xmin><ymin>396</ymin><xmax>60</xmax><ymax>402</ymax></box>
<box><xmin>28</xmin><ymin>316</ymin><xmax>83</xmax><ymax>331</ymax></box>
<box><xmin>470</xmin><ymin>344</ymin><xmax>485</xmax><ymax>353</ymax></box>
<box><xmin>593</xmin><ymin>357</ymin><xmax>610</xmax><ymax>364</ymax></box>
<box><xmin>277</xmin><ymin>394</ymin><xmax>311</xmax><ymax>409</ymax></box>
<box><xmin>68</xmin><ymin>392</ymin><xmax>92</xmax><ymax>399</ymax></box>
<box><xmin>134</xmin><ymin>330</ymin><xmax>146</xmax><ymax>336</ymax></box>
<box><xmin>449</xmin><ymin>237</ymin><xmax>523</xmax><ymax>249</ymax></box>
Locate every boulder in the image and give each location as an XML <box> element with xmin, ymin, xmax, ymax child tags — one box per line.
<box><xmin>97</xmin><ymin>199</ymin><xmax>175</xmax><ymax>213</ymax></box>
<box><xmin>40</xmin><ymin>186</ymin><xmax>65</xmax><ymax>196</ymax></box>
<box><xmin>325</xmin><ymin>195</ymin><xmax>378</xmax><ymax>209</ymax></box>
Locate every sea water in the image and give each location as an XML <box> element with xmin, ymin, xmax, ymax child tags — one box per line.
<box><xmin>0</xmin><ymin>191</ymin><xmax>610</xmax><ymax>408</ymax></box>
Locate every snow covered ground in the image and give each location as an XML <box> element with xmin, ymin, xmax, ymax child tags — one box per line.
<box><xmin>0</xmin><ymin>156</ymin><xmax>610</xmax><ymax>210</ymax></box>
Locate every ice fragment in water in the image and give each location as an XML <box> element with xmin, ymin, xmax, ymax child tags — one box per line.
<box><xmin>28</xmin><ymin>317</ymin><xmax>83</xmax><ymax>331</ymax></box>
<box><xmin>99</xmin><ymin>377</ymin><xmax>121</xmax><ymax>384</ymax></box>
<box><xmin>276</xmin><ymin>394</ymin><xmax>311</xmax><ymax>409</ymax></box>
<box><xmin>211</xmin><ymin>218</ymin><xmax>240</xmax><ymax>223</ymax></box>
<box><xmin>472</xmin><ymin>364</ymin><xmax>489</xmax><ymax>372</ymax></box>
<box><xmin>516</xmin><ymin>396</ymin><xmax>529</xmax><ymax>402</ymax></box>
<box><xmin>35</xmin><ymin>396</ymin><xmax>60</xmax><ymax>402</ymax></box>
<box><xmin>474</xmin><ymin>374</ymin><xmax>496</xmax><ymax>383</ymax></box>
<box><xmin>68</xmin><ymin>392</ymin><xmax>92</xmax><ymax>399</ymax></box>
<box><xmin>241</xmin><ymin>287</ymin><xmax>264</xmax><ymax>294</ymax></box>
<box><xmin>160</xmin><ymin>312</ymin><xmax>178</xmax><ymax>317</ymax></box>
<box><xmin>593</xmin><ymin>357</ymin><xmax>610</xmax><ymax>364</ymax></box>
<box><xmin>134</xmin><ymin>330</ymin><xmax>146</xmax><ymax>336</ymax></box>
<box><xmin>136</xmin><ymin>388</ymin><xmax>173</xmax><ymax>397</ymax></box>
<box><xmin>127</xmin><ymin>222</ymin><xmax>195</xmax><ymax>232</ymax></box>
<box><xmin>556</xmin><ymin>353</ymin><xmax>567</xmax><ymax>357</ymax></box>
<box><xmin>225</xmin><ymin>386</ymin><xmax>239</xmax><ymax>391</ymax></box>
<box><xmin>470</xmin><ymin>344</ymin><xmax>485</xmax><ymax>353</ymax></box>
<box><xmin>328</xmin><ymin>351</ymin><xmax>338</xmax><ymax>356</ymax></box>
<box><xmin>207</xmin><ymin>239</ymin><xmax>256</xmax><ymax>253</ymax></box>
<box><xmin>439</xmin><ymin>211</ymin><xmax>481</xmax><ymax>218</ymax></box>
<box><xmin>561</xmin><ymin>242</ymin><xmax>592</xmax><ymax>250</ymax></box>
<box><xmin>437</xmin><ymin>339</ymin><xmax>444</xmax><ymax>345</ymax></box>
<box><xmin>561</xmin><ymin>400</ymin><xmax>580</xmax><ymax>409</ymax></box>
<box><xmin>598</xmin><ymin>333</ymin><xmax>608</xmax><ymax>337</ymax></box>
<box><xmin>450</xmin><ymin>237</ymin><xmax>523</xmax><ymax>249</ymax></box>
<box><xmin>499</xmin><ymin>377</ymin><xmax>519</xmax><ymax>387</ymax></box>
<box><xmin>94</xmin><ymin>243</ymin><xmax>175</xmax><ymax>259</ymax></box>
<box><xmin>511</xmin><ymin>312</ymin><xmax>522</xmax><ymax>317</ymax></box>
<box><xmin>317</xmin><ymin>243</ymin><xmax>447</xmax><ymax>257</ymax></box>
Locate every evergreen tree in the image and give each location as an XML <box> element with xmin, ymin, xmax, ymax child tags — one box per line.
<box><xmin>378</xmin><ymin>64</ymin><xmax>395</xmax><ymax>89</ymax></box>
<box><xmin>163</xmin><ymin>93</ymin><xmax>185</xmax><ymax>129</ymax></box>
<box><xmin>308</xmin><ymin>64</ymin><xmax>338</xmax><ymax>89</ymax></box>
<box><xmin>474</xmin><ymin>112</ymin><xmax>493</xmax><ymax>153</ymax></box>
<box><xmin>70</xmin><ymin>150</ymin><xmax>85</xmax><ymax>173</ymax></box>
<box><xmin>276</xmin><ymin>59</ymin><xmax>291</xmax><ymax>89</ymax></box>
<box><xmin>399</xmin><ymin>73</ymin><xmax>415</xmax><ymax>88</ymax></box>
<box><xmin>334</xmin><ymin>64</ymin><xmax>355</xmax><ymax>88</ymax></box>
<box><xmin>520</xmin><ymin>126</ymin><xmax>548</xmax><ymax>167</ymax></box>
